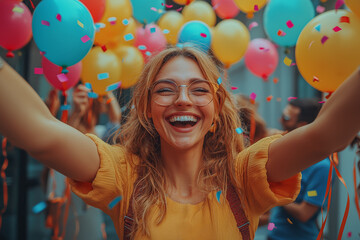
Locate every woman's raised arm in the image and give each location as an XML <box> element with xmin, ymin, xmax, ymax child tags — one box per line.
<box><xmin>267</xmin><ymin>67</ymin><xmax>360</xmax><ymax>182</ymax></box>
<box><xmin>0</xmin><ymin>57</ymin><xmax>99</xmax><ymax>183</ymax></box>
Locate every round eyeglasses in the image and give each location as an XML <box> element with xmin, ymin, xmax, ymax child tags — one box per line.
<box><xmin>150</xmin><ymin>79</ymin><xmax>217</xmax><ymax>107</ymax></box>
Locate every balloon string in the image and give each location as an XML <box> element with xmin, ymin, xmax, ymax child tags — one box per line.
<box><xmin>60</xmin><ymin>91</ymin><xmax>68</xmax><ymax>123</ymax></box>
<box><xmin>0</xmin><ymin>137</ymin><xmax>9</xmax><ymax>230</ymax></box>
<box><xmin>28</xmin><ymin>0</ymin><xmax>35</xmax><ymax>9</ymax></box>
<box><xmin>353</xmin><ymin>159</ymin><xmax>360</xmax><ymax>221</ymax></box>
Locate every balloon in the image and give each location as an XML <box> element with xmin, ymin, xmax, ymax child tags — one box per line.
<box><xmin>295</xmin><ymin>10</ymin><xmax>360</xmax><ymax>93</ymax></box>
<box><xmin>79</xmin><ymin>0</ymin><xmax>106</xmax><ymax>23</ymax></box>
<box><xmin>134</xmin><ymin>24</ymin><xmax>167</xmax><ymax>61</ymax></box>
<box><xmin>42</xmin><ymin>57</ymin><xmax>82</xmax><ymax>91</ymax></box>
<box><xmin>113</xmin><ymin>45</ymin><xmax>144</xmax><ymax>89</ymax></box>
<box><xmin>130</xmin><ymin>0</ymin><xmax>165</xmax><ymax>25</ymax></box>
<box><xmin>81</xmin><ymin>47</ymin><xmax>121</xmax><ymax>95</ymax></box>
<box><xmin>211</xmin><ymin>0</ymin><xmax>240</xmax><ymax>19</ymax></box>
<box><xmin>233</xmin><ymin>0</ymin><xmax>267</xmax><ymax>18</ymax></box>
<box><xmin>108</xmin><ymin>17</ymin><xmax>137</xmax><ymax>47</ymax></box>
<box><xmin>158</xmin><ymin>11</ymin><xmax>185</xmax><ymax>45</ymax></box>
<box><xmin>32</xmin><ymin>0</ymin><xmax>95</xmax><ymax>69</ymax></box>
<box><xmin>244</xmin><ymin>38</ymin><xmax>279</xmax><ymax>79</ymax></box>
<box><xmin>0</xmin><ymin>0</ymin><xmax>32</xmax><ymax>57</ymax></box>
<box><xmin>212</xmin><ymin>19</ymin><xmax>250</xmax><ymax>67</ymax></box>
<box><xmin>173</xmin><ymin>0</ymin><xmax>195</xmax><ymax>5</ymax></box>
<box><xmin>178</xmin><ymin>21</ymin><xmax>212</xmax><ymax>52</ymax></box>
<box><xmin>95</xmin><ymin>0</ymin><xmax>132</xmax><ymax>46</ymax></box>
<box><xmin>264</xmin><ymin>0</ymin><xmax>315</xmax><ymax>47</ymax></box>
<box><xmin>345</xmin><ymin>0</ymin><xmax>360</xmax><ymax>17</ymax></box>
<box><xmin>183</xmin><ymin>1</ymin><xmax>216</xmax><ymax>27</ymax></box>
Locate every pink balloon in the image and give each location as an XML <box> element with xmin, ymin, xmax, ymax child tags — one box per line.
<box><xmin>245</xmin><ymin>38</ymin><xmax>279</xmax><ymax>79</ymax></box>
<box><xmin>211</xmin><ymin>0</ymin><xmax>240</xmax><ymax>19</ymax></box>
<box><xmin>42</xmin><ymin>57</ymin><xmax>82</xmax><ymax>91</ymax></box>
<box><xmin>0</xmin><ymin>0</ymin><xmax>32</xmax><ymax>58</ymax></box>
<box><xmin>135</xmin><ymin>24</ymin><xmax>167</xmax><ymax>62</ymax></box>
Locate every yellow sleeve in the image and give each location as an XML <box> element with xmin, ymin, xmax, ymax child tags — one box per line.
<box><xmin>235</xmin><ymin>134</ymin><xmax>301</xmax><ymax>215</ymax></box>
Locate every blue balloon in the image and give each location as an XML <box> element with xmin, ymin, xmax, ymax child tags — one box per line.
<box><xmin>263</xmin><ymin>0</ymin><xmax>315</xmax><ymax>47</ymax></box>
<box><xmin>130</xmin><ymin>0</ymin><xmax>165</xmax><ymax>25</ymax></box>
<box><xmin>178</xmin><ymin>21</ymin><xmax>212</xmax><ymax>52</ymax></box>
<box><xmin>32</xmin><ymin>0</ymin><xmax>95</xmax><ymax>68</ymax></box>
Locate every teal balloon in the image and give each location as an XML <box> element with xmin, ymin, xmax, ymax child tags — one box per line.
<box><xmin>178</xmin><ymin>21</ymin><xmax>212</xmax><ymax>52</ymax></box>
<box><xmin>32</xmin><ymin>0</ymin><xmax>95</xmax><ymax>68</ymax></box>
<box><xmin>130</xmin><ymin>0</ymin><xmax>165</xmax><ymax>25</ymax></box>
<box><xmin>263</xmin><ymin>0</ymin><xmax>315</xmax><ymax>47</ymax></box>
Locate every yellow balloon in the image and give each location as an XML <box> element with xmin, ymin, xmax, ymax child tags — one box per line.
<box><xmin>173</xmin><ymin>0</ymin><xmax>195</xmax><ymax>5</ymax></box>
<box><xmin>81</xmin><ymin>47</ymin><xmax>121</xmax><ymax>95</ymax></box>
<box><xmin>211</xmin><ymin>19</ymin><xmax>250</xmax><ymax>67</ymax></box>
<box><xmin>183</xmin><ymin>1</ymin><xmax>216</xmax><ymax>27</ymax></box>
<box><xmin>295</xmin><ymin>10</ymin><xmax>360</xmax><ymax>93</ymax></box>
<box><xmin>108</xmin><ymin>17</ymin><xmax>137</xmax><ymax>48</ymax></box>
<box><xmin>158</xmin><ymin>11</ymin><xmax>185</xmax><ymax>45</ymax></box>
<box><xmin>95</xmin><ymin>0</ymin><xmax>133</xmax><ymax>46</ymax></box>
<box><xmin>113</xmin><ymin>45</ymin><xmax>144</xmax><ymax>89</ymax></box>
<box><xmin>345</xmin><ymin>0</ymin><xmax>360</xmax><ymax>17</ymax></box>
<box><xmin>233</xmin><ymin>0</ymin><xmax>267</xmax><ymax>18</ymax></box>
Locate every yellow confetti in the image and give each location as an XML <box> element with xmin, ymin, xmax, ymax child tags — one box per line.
<box><xmin>12</xmin><ymin>7</ymin><xmax>24</xmax><ymax>13</ymax></box>
<box><xmin>287</xmin><ymin>218</ymin><xmax>293</xmax><ymax>224</ymax></box>
<box><xmin>77</xmin><ymin>20</ymin><xmax>84</xmax><ymax>28</ymax></box>
<box><xmin>283</xmin><ymin>56</ymin><xmax>292</xmax><ymax>66</ymax></box>
<box><xmin>307</xmin><ymin>190</ymin><xmax>318</xmax><ymax>197</ymax></box>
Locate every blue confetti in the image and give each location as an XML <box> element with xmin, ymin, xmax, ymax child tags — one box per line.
<box><xmin>122</xmin><ymin>19</ymin><xmax>129</xmax><ymax>26</ymax></box>
<box><xmin>217</xmin><ymin>77</ymin><xmax>222</xmax><ymax>85</ymax></box>
<box><xmin>108</xmin><ymin>196</ymin><xmax>123</xmax><ymax>209</ymax></box>
<box><xmin>97</xmin><ymin>72</ymin><xmax>109</xmax><ymax>80</ymax></box>
<box><xmin>163</xmin><ymin>29</ymin><xmax>170</xmax><ymax>34</ymax></box>
<box><xmin>32</xmin><ymin>201</ymin><xmax>47</xmax><ymax>214</ymax></box>
<box><xmin>88</xmin><ymin>92</ymin><xmax>99</xmax><ymax>98</ymax></box>
<box><xmin>314</xmin><ymin>24</ymin><xmax>321</xmax><ymax>32</ymax></box>
<box><xmin>106</xmin><ymin>82</ymin><xmax>121</xmax><ymax>92</ymax></box>
<box><xmin>145</xmin><ymin>51</ymin><xmax>152</xmax><ymax>56</ymax></box>
<box><xmin>150</xmin><ymin>27</ymin><xmax>156</xmax><ymax>33</ymax></box>
<box><xmin>85</xmin><ymin>82</ymin><xmax>92</xmax><ymax>91</ymax></box>
<box><xmin>235</xmin><ymin>127</ymin><xmax>243</xmax><ymax>134</ymax></box>
<box><xmin>124</xmin><ymin>33</ymin><xmax>134</xmax><ymax>41</ymax></box>
<box><xmin>138</xmin><ymin>45</ymin><xmax>147</xmax><ymax>50</ymax></box>
<box><xmin>60</xmin><ymin>104</ymin><xmax>71</xmax><ymax>111</ymax></box>
<box><xmin>94</xmin><ymin>23</ymin><xmax>105</xmax><ymax>30</ymax></box>
<box><xmin>216</xmin><ymin>191</ymin><xmax>222</xmax><ymax>203</ymax></box>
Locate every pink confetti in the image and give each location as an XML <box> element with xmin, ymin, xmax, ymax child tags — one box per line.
<box><xmin>165</xmin><ymin>4</ymin><xmax>173</xmax><ymax>8</ymax></box>
<box><xmin>290</xmin><ymin>62</ymin><xmax>296</xmax><ymax>66</ymax></box>
<box><xmin>200</xmin><ymin>33</ymin><xmax>207</xmax><ymax>38</ymax></box>
<box><xmin>316</xmin><ymin>5</ymin><xmax>325</xmax><ymax>13</ymax></box>
<box><xmin>57</xmin><ymin>73</ymin><xmax>68</xmax><ymax>83</ymax></box>
<box><xmin>286</xmin><ymin>20</ymin><xmax>294</xmax><ymax>28</ymax></box>
<box><xmin>287</xmin><ymin>97</ymin><xmax>297</xmax><ymax>101</ymax></box>
<box><xmin>335</xmin><ymin>0</ymin><xmax>344</xmax><ymax>11</ymax></box>
<box><xmin>313</xmin><ymin>76</ymin><xmax>319</xmax><ymax>82</ymax></box>
<box><xmin>231</xmin><ymin>86</ymin><xmax>238</xmax><ymax>90</ymax></box>
<box><xmin>319</xmin><ymin>101</ymin><xmax>325</xmax><ymax>104</ymax></box>
<box><xmin>176</xmin><ymin>7</ymin><xmax>183</xmax><ymax>12</ymax></box>
<box><xmin>81</xmin><ymin>35</ymin><xmax>91</xmax><ymax>43</ymax></box>
<box><xmin>41</xmin><ymin>20</ymin><xmax>50</xmax><ymax>26</ymax></box>
<box><xmin>321</xmin><ymin>36</ymin><xmax>329</xmax><ymax>44</ymax></box>
<box><xmin>250</xmin><ymin>92</ymin><xmax>257</xmax><ymax>100</ymax></box>
<box><xmin>56</xmin><ymin>14</ymin><xmax>61</xmax><ymax>21</ymax></box>
<box><xmin>333</xmin><ymin>26</ymin><xmax>342</xmax><ymax>32</ymax></box>
<box><xmin>150</xmin><ymin>7</ymin><xmax>157</xmax><ymax>12</ymax></box>
<box><xmin>347</xmin><ymin>232</ymin><xmax>352</xmax><ymax>237</ymax></box>
<box><xmin>34</xmin><ymin>68</ymin><xmax>43</xmax><ymax>74</ymax></box>
<box><xmin>267</xmin><ymin>223</ymin><xmax>276</xmax><ymax>231</ymax></box>
<box><xmin>249</xmin><ymin>22</ymin><xmax>258</xmax><ymax>30</ymax></box>
<box><xmin>254</xmin><ymin>4</ymin><xmax>259</xmax><ymax>11</ymax></box>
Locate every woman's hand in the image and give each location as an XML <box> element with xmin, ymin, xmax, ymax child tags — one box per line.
<box><xmin>72</xmin><ymin>84</ymin><xmax>90</xmax><ymax>117</ymax></box>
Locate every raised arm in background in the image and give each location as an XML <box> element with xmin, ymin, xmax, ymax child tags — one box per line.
<box><xmin>0</xmin><ymin>57</ymin><xmax>100</xmax><ymax>182</ymax></box>
<box><xmin>267</xmin><ymin>67</ymin><xmax>360</xmax><ymax>182</ymax></box>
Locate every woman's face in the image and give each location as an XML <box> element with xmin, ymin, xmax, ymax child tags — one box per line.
<box><xmin>148</xmin><ymin>56</ymin><xmax>216</xmax><ymax>150</ymax></box>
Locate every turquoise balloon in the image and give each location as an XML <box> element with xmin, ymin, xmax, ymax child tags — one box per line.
<box><xmin>263</xmin><ymin>0</ymin><xmax>315</xmax><ymax>47</ymax></box>
<box><xmin>178</xmin><ymin>21</ymin><xmax>212</xmax><ymax>52</ymax></box>
<box><xmin>32</xmin><ymin>0</ymin><xmax>95</xmax><ymax>68</ymax></box>
<box><xmin>130</xmin><ymin>0</ymin><xmax>165</xmax><ymax>25</ymax></box>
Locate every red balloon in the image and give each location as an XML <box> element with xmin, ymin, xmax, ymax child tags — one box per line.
<box><xmin>244</xmin><ymin>38</ymin><xmax>279</xmax><ymax>79</ymax></box>
<box><xmin>211</xmin><ymin>0</ymin><xmax>240</xmax><ymax>19</ymax></box>
<box><xmin>0</xmin><ymin>0</ymin><xmax>32</xmax><ymax>57</ymax></box>
<box><xmin>79</xmin><ymin>0</ymin><xmax>106</xmax><ymax>23</ymax></box>
<box><xmin>42</xmin><ymin>57</ymin><xmax>82</xmax><ymax>91</ymax></box>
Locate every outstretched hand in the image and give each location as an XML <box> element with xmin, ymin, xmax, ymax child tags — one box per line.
<box><xmin>72</xmin><ymin>84</ymin><xmax>91</xmax><ymax>117</ymax></box>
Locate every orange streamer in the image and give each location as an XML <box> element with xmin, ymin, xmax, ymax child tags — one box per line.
<box><xmin>0</xmin><ymin>138</ymin><xmax>9</xmax><ymax>229</ymax></box>
<box><xmin>353</xmin><ymin>159</ymin><xmax>360</xmax><ymax>221</ymax></box>
<box><xmin>60</xmin><ymin>91</ymin><xmax>69</xmax><ymax>123</ymax></box>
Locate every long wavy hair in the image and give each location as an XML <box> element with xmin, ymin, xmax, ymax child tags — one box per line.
<box><xmin>117</xmin><ymin>46</ymin><xmax>245</xmax><ymax>238</ymax></box>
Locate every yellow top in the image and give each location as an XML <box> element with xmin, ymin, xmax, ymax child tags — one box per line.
<box><xmin>69</xmin><ymin>134</ymin><xmax>301</xmax><ymax>239</ymax></box>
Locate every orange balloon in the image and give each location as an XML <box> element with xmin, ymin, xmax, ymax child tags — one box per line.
<box><xmin>108</xmin><ymin>17</ymin><xmax>137</xmax><ymax>48</ymax></box>
<box><xmin>94</xmin><ymin>0</ymin><xmax>132</xmax><ymax>46</ymax></box>
<box><xmin>81</xmin><ymin>47</ymin><xmax>121</xmax><ymax>95</ymax></box>
<box><xmin>233</xmin><ymin>0</ymin><xmax>267</xmax><ymax>18</ymax></box>
<box><xmin>158</xmin><ymin>11</ymin><xmax>185</xmax><ymax>45</ymax></box>
<box><xmin>173</xmin><ymin>0</ymin><xmax>195</xmax><ymax>5</ymax></box>
<box><xmin>295</xmin><ymin>10</ymin><xmax>360</xmax><ymax>93</ymax></box>
<box><xmin>113</xmin><ymin>45</ymin><xmax>144</xmax><ymax>89</ymax></box>
<box><xmin>345</xmin><ymin>0</ymin><xmax>360</xmax><ymax>17</ymax></box>
<box><xmin>183</xmin><ymin>1</ymin><xmax>216</xmax><ymax>27</ymax></box>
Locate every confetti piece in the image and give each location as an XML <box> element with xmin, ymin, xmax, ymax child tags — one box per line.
<box><xmin>340</xmin><ymin>16</ymin><xmax>350</xmax><ymax>23</ymax></box>
<box><xmin>200</xmin><ymin>33</ymin><xmax>207</xmax><ymax>38</ymax></box>
<box><xmin>287</xmin><ymin>97</ymin><xmax>297</xmax><ymax>101</ymax></box>
<box><xmin>124</xmin><ymin>33</ymin><xmax>134</xmax><ymax>41</ymax></box>
<box><xmin>108</xmin><ymin>196</ymin><xmax>122</xmax><ymax>209</ymax></box>
<box><xmin>307</xmin><ymin>190</ymin><xmax>318</xmax><ymax>197</ymax></box>
<box><xmin>290</xmin><ymin>62</ymin><xmax>296</xmax><ymax>66</ymax></box>
<box><xmin>333</xmin><ymin>26</ymin><xmax>342</xmax><ymax>32</ymax></box>
<box><xmin>314</xmin><ymin>24</ymin><xmax>321</xmax><ymax>32</ymax></box>
<box><xmin>88</xmin><ymin>92</ymin><xmax>98</xmax><ymax>98</ymax></box>
<box><xmin>231</xmin><ymin>86</ymin><xmax>238</xmax><ymax>90</ymax></box>
<box><xmin>321</xmin><ymin>36</ymin><xmax>328</xmax><ymax>44</ymax></box>
<box><xmin>101</xmin><ymin>45</ymin><xmax>107</xmax><ymax>52</ymax></box>
<box><xmin>145</xmin><ymin>51</ymin><xmax>152</xmax><ymax>56</ymax></box>
<box><xmin>236</xmin><ymin>128</ymin><xmax>244</xmax><ymax>134</ymax></box>
<box><xmin>106</xmin><ymin>82</ymin><xmax>121</xmax><ymax>92</ymax></box>
<box><xmin>122</xmin><ymin>19</ymin><xmax>129</xmax><ymax>25</ymax></box>
<box><xmin>286</xmin><ymin>20</ymin><xmax>294</xmax><ymax>28</ymax></box>
<box><xmin>318</xmin><ymin>101</ymin><xmax>325</xmax><ymax>103</ymax></box>
<box><xmin>108</xmin><ymin>17</ymin><xmax>117</xmax><ymax>23</ymax></box>
<box><xmin>254</xmin><ymin>4</ymin><xmax>259</xmax><ymax>11</ymax></box>
<box><xmin>273</xmin><ymin>77</ymin><xmax>279</xmax><ymax>84</ymax></box>
<box><xmin>277</xmin><ymin>30</ymin><xmax>286</xmax><ymax>36</ymax></box>
<box><xmin>259</xmin><ymin>47</ymin><xmax>269</xmax><ymax>52</ymax></box>
<box><xmin>138</xmin><ymin>45</ymin><xmax>147</xmax><ymax>50</ymax></box>
<box><xmin>176</xmin><ymin>7</ymin><xmax>183</xmax><ymax>12</ymax></box>
<box><xmin>335</xmin><ymin>0</ymin><xmax>344</xmax><ymax>10</ymax></box>
<box><xmin>150</xmin><ymin>7</ymin><xmax>157</xmax><ymax>12</ymax></box>
<box><xmin>95</xmin><ymin>23</ymin><xmax>106</xmax><ymax>30</ymax></box>
<box><xmin>316</xmin><ymin>5</ymin><xmax>325</xmax><ymax>13</ymax></box>
<box><xmin>60</xmin><ymin>105</ymin><xmax>71</xmax><ymax>111</ymax></box>
<box><xmin>283</xmin><ymin>56</ymin><xmax>292</xmax><ymax>66</ymax></box>
<box><xmin>267</xmin><ymin>223</ymin><xmax>276</xmax><ymax>231</ymax></box>
<box><xmin>347</xmin><ymin>232</ymin><xmax>352</xmax><ymax>237</ymax></box>
<box><xmin>165</xmin><ymin>4</ymin><xmax>173</xmax><ymax>8</ymax></box>
<box><xmin>97</xmin><ymin>72</ymin><xmax>109</xmax><ymax>80</ymax></box>
<box><xmin>41</xmin><ymin>20</ymin><xmax>50</xmax><ymax>26</ymax></box>
<box><xmin>250</xmin><ymin>92</ymin><xmax>257</xmax><ymax>101</ymax></box>
<box><xmin>266</xmin><ymin>96</ymin><xmax>273</xmax><ymax>102</ymax></box>
<box><xmin>212</xmin><ymin>3</ymin><xmax>220</xmax><ymax>10</ymax></box>
<box><xmin>150</xmin><ymin>27</ymin><xmax>156</xmax><ymax>33</ymax></box>
<box><xmin>12</xmin><ymin>6</ymin><xmax>24</xmax><ymax>13</ymax></box>
<box><xmin>56</xmin><ymin>14</ymin><xmax>62</xmax><ymax>21</ymax></box>
<box><xmin>217</xmin><ymin>77</ymin><xmax>222</xmax><ymax>85</ymax></box>
<box><xmin>216</xmin><ymin>191</ymin><xmax>222</xmax><ymax>203</ymax></box>
<box><xmin>57</xmin><ymin>73</ymin><xmax>68</xmax><ymax>82</ymax></box>
<box><xmin>287</xmin><ymin>218</ymin><xmax>293</xmax><ymax>224</ymax></box>
<box><xmin>77</xmin><ymin>20</ymin><xmax>84</xmax><ymax>28</ymax></box>
<box><xmin>106</xmin><ymin>98</ymin><xmax>114</xmax><ymax>104</ymax></box>
<box><xmin>81</xmin><ymin>35</ymin><xmax>91</xmax><ymax>43</ymax></box>
<box><xmin>32</xmin><ymin>201</ymin><xmax>47</xmax><ymax>214</ymax></box>
<box><xmin>34</xmin><ymin>68</ymin><xmax>43</xmax><ymax>74</ymax></box>
<box><xmin>85</xmin><ymin>83</ymin><xmax>92</xmax><ymax>90</ymax></box>
<box><xmin>163</xmin><ymin>29</ymin><xmax>170</xmax><ymax>34</ymax></box>
<box><xmin>249</xmin><ymin>22</ymin><xmax>258</xmax><ymax>30</ymax></box>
